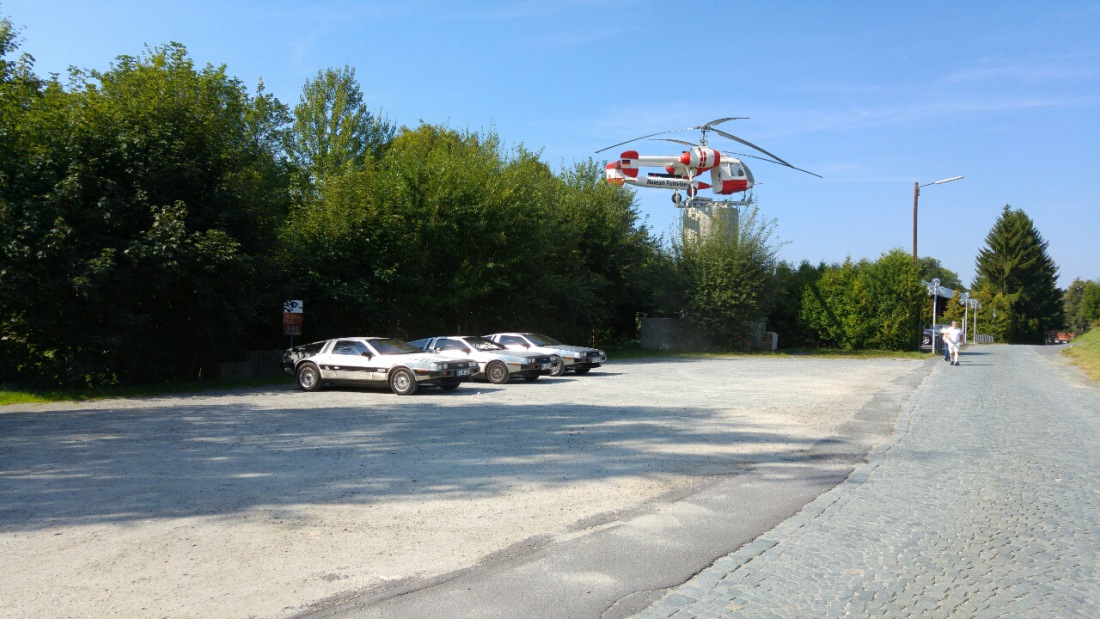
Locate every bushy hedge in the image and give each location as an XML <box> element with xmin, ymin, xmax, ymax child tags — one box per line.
<box><xmin>776</xmin><ymin>249</ymin><xmax>925</xmax><ymax>351</ymax></box>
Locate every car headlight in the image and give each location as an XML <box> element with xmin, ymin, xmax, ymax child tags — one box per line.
<box><xmin>430</xmin><ymin>362</ymin><xmax>444</xmax><ymax>371</ymax></box>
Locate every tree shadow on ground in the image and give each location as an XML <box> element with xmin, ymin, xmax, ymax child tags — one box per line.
<box><xmin>1</xmin><ymin>387</ymin><xmax>862</xmax><ymax>531</ymax></box>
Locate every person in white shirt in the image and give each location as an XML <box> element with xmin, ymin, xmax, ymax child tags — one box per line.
<box><xmin>942</xmin><ymin>320</ymin><xmax>963</xmax><ymax>366</ymax></box>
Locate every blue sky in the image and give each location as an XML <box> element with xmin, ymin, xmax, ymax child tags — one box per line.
<box><xmin>4</xmin><ymin>1</ymin><xmax>1098</xmax><ymax>289</ymax></box>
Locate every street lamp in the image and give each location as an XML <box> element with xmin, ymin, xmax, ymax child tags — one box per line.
<box><xmin>970</xmin><ymin>298</ymin><xmax>982</xmax><ymax>344</ymax></box>
<box><xmin>929</xmin><ymin>278</ymin><xmax>941</xmax><ymax>354</ymax></box>
<box><xmin>961</xmin><ymin>292</ymin><xmax>969</xmax><ymax>345</ymax></box>
<box><xmin>913</xmin><ymin>176</ymin><xmax>964</xmax><ymax>264</ymax></box>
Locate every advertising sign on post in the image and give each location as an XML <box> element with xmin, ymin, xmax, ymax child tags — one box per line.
<box><xmin>282</xmin><ymin>300</ymin><xmax>303</xmax><ymax>339</ymax></box>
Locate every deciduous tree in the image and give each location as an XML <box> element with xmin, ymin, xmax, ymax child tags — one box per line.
<box><xmin>799</xmin><ymin>249</ymin><xmax>924</xmax><ymax>351</ymax></box>
<box><xmin>288</xmin><ymin>65</ymin><xmax>394</xmax><ymax>183</ymax></box>
<box><xmin>671</xmin><ymin>203</ymin><xmax>782</xmax><ymax>349</ymax></box>
<box><xmin>1064</xmin><ymin>278</ymin><xmax>1100</xmax><ymax>334</ymax></box>
<box><xmin>0</xmin><ymin>42</ymin><xmax>292</xmax><ymax>386</ymax></box>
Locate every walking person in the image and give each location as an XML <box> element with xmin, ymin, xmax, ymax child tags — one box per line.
<box><xmin>943</xmin><ymin>320</ymin><xmax>963</xmax><ymax>366</ymax></box>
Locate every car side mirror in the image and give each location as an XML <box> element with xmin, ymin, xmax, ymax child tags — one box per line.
<box><xmin>461</xmin><ymin>347</ymin><xmax>472</xmax><ymax>354</ymax></box>
<box><xmin>360</xmin><ymin>352</ymin><xmax>373</xmax><ymax>359</ymax></box>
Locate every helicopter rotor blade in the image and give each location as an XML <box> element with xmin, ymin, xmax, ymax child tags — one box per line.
<box><xmin>596</xmin><ymin>125</ymin><xmax>705</xmax><ymax>153</ymax></box>
<box><xmin>727</xmin><ymin>151</ymin><xmax>823</xmax><ymax>178</ymax></box>
<box><xmin>597</xmin><ymin>117</ymin><xmax>820</xmax><ymax>178</ymax></box>
<box><xmin>596</xmin><ymin>117</ymin><xmax>748</xmax><ymax>154</ymax></box>
<box><xmin>596</xmin><ymin>131</ymin><xmax>674</xmax><ymax>154</ymax></box>
<box><xmin>652</xmin><ymin>138</ymin><xmax>698</xmax><ymax>148</ymax></box>
<box><xmin>711</xmin><ymin>128</ymin><xmax>793</xmax><ymax>167</ymax></box>
<box><xmin>697</xmin><ymin>117</ymin><xmax>749</xmax><ymax>130</ymax></box>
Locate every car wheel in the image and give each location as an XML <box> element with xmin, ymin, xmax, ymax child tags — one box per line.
<box><xmin>549</xmin><ymin>355</ymin><xmax>565</xmax><ymax>377</ymax></box>
<box><xmin>486</xmin><ymin>361</ymin><xmax>510</xmax><ymax>384</ymax></box>
<box><xmin>296</xmin><ymin>363</ymin><xmax>322</xmax><ymax>392</ymax></box>
<box><xmin>389</xmin><ymin>367</ymin><xmax>418</xmax><ymax>396</ymax></box>
<box><xmin>573</xmin><ymin>366</ymin><xmax>591</xmax><ymax>375</ymax></box>
<box><xmin>440</xmin><ymin>381</ymin><xmax>461</xmax><ymax>392</ymax></box>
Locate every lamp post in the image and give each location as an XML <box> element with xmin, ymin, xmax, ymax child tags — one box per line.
<box><xmin>971</xmin><ymin>298</ymin><xmax>982</xmax><ymax>344</ymax></box>
<box><xmin>913</xmin><ymin>176</ymin><xmax>964</xmax><ymax>264</ymax></box>
<box><xmin>930</xmin><ymin>278</ymin><xmax>941</xmax><ymax>354</ymax></box>
<box><xmin>961</xmin><ymin>292</ymin><xmax>969</xmax><ymax>345</ymax></box>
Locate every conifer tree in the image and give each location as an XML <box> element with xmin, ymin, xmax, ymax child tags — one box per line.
<box><xmin>972</xmin><ymin>205</ymin><xmax>1063</xmax><ymax>344</ymax></box>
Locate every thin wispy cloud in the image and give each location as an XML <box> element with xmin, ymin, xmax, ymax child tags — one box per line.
<box><xmin>940</xmin><ymin>55</ymin><xmax>1100</xmax><ymax>86</ymax></box>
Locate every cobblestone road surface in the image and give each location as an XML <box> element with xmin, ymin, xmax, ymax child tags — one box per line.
<box><xmin>637</xmin><ymin>344</ymin><xmax>1100</xmax><ymax>618</ymax></box>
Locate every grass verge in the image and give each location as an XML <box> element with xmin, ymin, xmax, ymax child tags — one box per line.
<box><xmin>0</xmin><ymin>374</ymin><xmax>290</xmax><ymax>407</ymax></box>
<box><xmin>1064</xmin><ymin>328</ymin><xmax>1100</xmax><ymax>382</ymax></box>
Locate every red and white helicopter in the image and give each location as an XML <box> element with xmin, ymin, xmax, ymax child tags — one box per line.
<box><xmin>598</xmin><ymin>117</ymin><xmax>820</xmax><ymax>205</ymax></box>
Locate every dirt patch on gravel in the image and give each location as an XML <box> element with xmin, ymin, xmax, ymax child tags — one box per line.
<box><xmin>0</xmin><ymin>356</ymin><xmax>921</xmax><ymax>618</ymax></box>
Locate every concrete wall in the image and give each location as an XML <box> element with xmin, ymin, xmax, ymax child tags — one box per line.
<box><xmin>640</xmin><ymin>318</ymin><xmax>774</xmax><ymax>351</ymax></box>
<box><xmin>640</xmin><ymin>317</ymin><xmax>709</xmax><ymax>351</ymax></box>
<box><xmin>218</xmin><ymin>350</ymin><xmax>284</xmax><ymax>379</ymax></box>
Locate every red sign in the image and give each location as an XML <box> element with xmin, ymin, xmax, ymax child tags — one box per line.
<box><xmin>282</xmin><ymin>312</ymin><xmax>303</xmax><ymax>336</ymax></box>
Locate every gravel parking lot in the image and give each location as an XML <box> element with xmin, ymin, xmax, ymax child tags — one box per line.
<box><xmin>0</xmin><ymin>356</ymin><xmax>925</xmax><ymax>618</ymax></box>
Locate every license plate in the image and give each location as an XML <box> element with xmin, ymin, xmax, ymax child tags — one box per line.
<box><xmin>540</xmin><ymin>363</ymin><xmax>552</xmax><ymax>370</ymax></box>
<box><xmin>456</xmin><ymin>369</ymin><xmax>471</xmax><ymax>376</ymax></box>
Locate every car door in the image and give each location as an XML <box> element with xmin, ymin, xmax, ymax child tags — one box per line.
<box><xmin>329</xmin><ymin>339</ymin><xmax>375</xmax><ymax>384</ymax></box>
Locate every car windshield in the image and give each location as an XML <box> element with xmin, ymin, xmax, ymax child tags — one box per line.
<box><xmin>526</xmin><ymin>333</ymin><xmax>562</xmax><ymax>346</ymax></box>
<box><xmin>466</xmin><ymin>336</ymin><xmax>505</xmax><ymax>351</ymax></box>
<box><xmin>368</xmin><ymin>339</ymin><xmax>423</xmax><ymax>355</ymax></box>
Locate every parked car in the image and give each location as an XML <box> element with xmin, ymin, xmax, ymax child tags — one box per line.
<box><xmin>282</xmin><ymin>337</ymin><xmax>477</xmax><ymax>395</ymax></box>
<box><xmin>922</xmin><ymin>327</ymin><xmax>944</xmax><ymax>351</ymax></box>
<box><xmin>1051</xmin><ymin>332</ymin><xmax>1074</xmax><ymax>344</ymax></box>
<box><xmin>484</xmin><ymin>332</ymin><xmax>606</xmax><ymax>377</ymax></box>
<box><xmin>408</xmin><ymin>335</ymin><xmax>558</xmax><ymax>383</ymax></box>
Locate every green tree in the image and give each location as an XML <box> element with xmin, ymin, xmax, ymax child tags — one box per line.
<box><xmin>856</xmin><ymin>249</ymin><xmax>927</xmax><ymax>350</ymax></box>
<box><xmin>799</xmin><ymin>249</ymin><xmax>925</xmax><ymax>351</ymax></box>
<box><xmin>1080</xmin><ymin>282</ymin><xmax>1100</xmax><ymax>332</ymax></box>
<box><xmin>0</xmin><ymin>42</ymin><xmax>292</xmax><ymax>386</ymax></box>
<box><xmin>289</xmin><ymin>65</ymin><xmax>394</xmax><ymax>183</ymax></box>
<box><xmin>972</xmin><ymin>205</ymin><xmax>1063</xmax><ymax>344</ymax></box>
<box><xmin>798</xmin><ymin>258</ymin><xmax>857</xmax><ymax>349</ymax></box>
<box><xmin>917</xmin><ymin>256</ymin><xmax>961</xmax><ymax>290</ymax></box>
<box><xmin>279</xmin><ymin>124</ymin><xmax>660</xmax><ymax>345</ymax></box>
<box><xmin>767</xmin><ymin>260</ymin><xmax>827</xmax><ymax>348</ymax></box>
<box><xmin>555</xmin><ymin>159</ymin><xmax>664</xmax><ymax>343</ymax></box>
<box><xmin>1065</xmin><ymin>278</ymin><xmax>1100</xmax><ymax>333</ymax></box>
<box><xmin>670</xmin><ymin>203</ymin><xmax>782</xmax><ymax>349</ymax></box>
<box><xmin>940</xmin><ymin>290</ymin><xmax>966</xmax><ymax>325</ymax></box>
